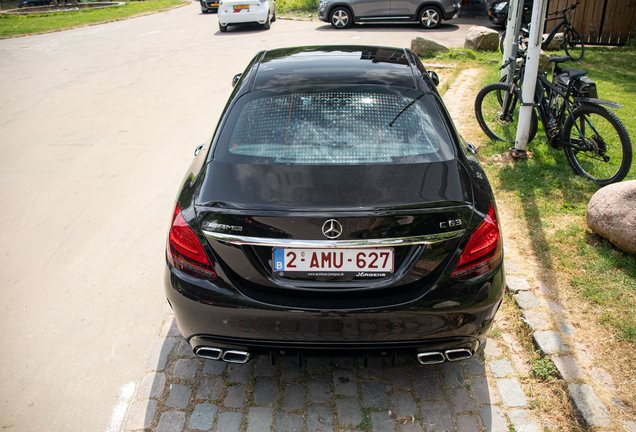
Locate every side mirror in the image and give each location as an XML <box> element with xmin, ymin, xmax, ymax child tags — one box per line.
<box><xmin>429</xmin><ymin>71</ymin><xmax>440</xmax><ymax>87</ymax></box>
<box><xmin>232</xmin><ymin>73</ymin><xmax>242</xmax><ymax>87</ymax></box>
<box><xmin>194</xmin><ymin>144</ymin><xmax>204</xmax><ymax>157</ymax></box>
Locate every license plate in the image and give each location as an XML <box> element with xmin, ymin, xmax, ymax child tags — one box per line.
<box><xmin>234</xmin><ymin>4</ymin><xmax>249</xmax><ymax>9</ymax></box>
<box><xmin>273</xmin><ymin>248</ymin><xmax>393</xmax><ymax>277</ymax></box>
<box><xmin>211</xmin><ymin>2</ymin><xmax>219</xmax><ymax>5</ymax></box>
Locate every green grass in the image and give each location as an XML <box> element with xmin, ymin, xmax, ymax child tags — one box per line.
<box><xmin>275</xmin><ymin>0</ymin><xmax>316</xmax><ymax>13</ymax></box>
<box><xmin>0</xmin><ymin>0</ymin><xmax>186</xmax><ymax>37</ymax></box>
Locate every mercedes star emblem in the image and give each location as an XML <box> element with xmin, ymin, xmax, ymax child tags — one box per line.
<box><xmin>322</xmin><ymin>219</ymin><xmax>343</xmax><ymax>239</ymax></box>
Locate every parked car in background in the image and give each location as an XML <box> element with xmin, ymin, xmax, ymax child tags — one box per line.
<box><xmin>318</xmin><ymin>0</ymin><xmax>460</xmax><ymax>29</ymax></box>
<box><xmin>488</xmin><ymin>0</ymin><xmax>533</xmax><ymax>27</ymax></box>
<box><xmin>201</xmin><ymin>0</ymin><xmax>219</xmax><ymax>13</ymax></box>
<box><xmin>217</xmin><ymin>0</ymin><xmax>275</xmax><ymax>31</ymax></box>
<box><xmin>18</xmin><ymin>0</ymin><xmax>51</xmax><ymax>7</ymax></box>
<box><xmin>164</xmin><ymin>45</ymin><xmax>505</xmax><ymax>365</ymax></box>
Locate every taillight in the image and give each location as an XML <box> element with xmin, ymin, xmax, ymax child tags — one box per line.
<box><xmin>167</xmin><ymin>204</ymin><xmax>217</xmax><ymax>279</ymax></box>
<box><xmin>451</xmin><ymin>204</ymin><xmax>502</xmax><ymax>280</ymax></box>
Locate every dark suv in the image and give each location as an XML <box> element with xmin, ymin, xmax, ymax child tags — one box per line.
<box><xmin>318</xmin><ymin>0</ymin><xmax>460</xmax><ymax>29</ymax></box>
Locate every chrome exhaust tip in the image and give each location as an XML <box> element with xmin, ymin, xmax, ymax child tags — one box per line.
<box><xmin>445</xmin><ymin>349</ymin><xmax>472</xmax><ymax>362</ymax></box>
<box><xmin>222</xmin><ymin>350</ymin><xmax>251</xmax><ymax>364</ymax></box>
<box><xmin>194</xmin><ymin>346</ymin><xmax>223</xmax><ymax>360</ymax></box>
<box><xmin>416</xmin><ymin>352</ymin><xmax>445</xmax><ymax>365</ymax></box>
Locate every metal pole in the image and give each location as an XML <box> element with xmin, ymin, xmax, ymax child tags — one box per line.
<box><xmin>514</xmin><ymin>0</ymin><xmax>547</xmax><ymax>153</ymax></box>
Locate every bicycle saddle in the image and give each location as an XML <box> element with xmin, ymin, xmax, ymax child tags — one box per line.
<box><xmin>548</xmin><ymin>55</ymin><xmax>571</xmax><ymax>64</ymax></box>
<box><xmin>560</xmin><ymin>68</ymin><xmax>587</xmax><ymax>79</ymax></box>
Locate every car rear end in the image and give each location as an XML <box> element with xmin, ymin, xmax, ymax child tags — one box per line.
<box><xmin>218</xmin><ymin>0</ymin><xmax>269</xmax><ymax>26</ymax></box>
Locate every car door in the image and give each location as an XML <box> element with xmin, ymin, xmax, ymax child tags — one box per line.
<box><xmin>389</xmin><ymin>0</ymin><xmax>422</xmax><ymax>18</ymax></box>
<box><xmin>354</xmin><ymin>0</ymin><xmax>391</xmax><ymax>19</ymax></box>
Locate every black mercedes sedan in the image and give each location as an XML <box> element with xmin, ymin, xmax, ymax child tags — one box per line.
<box><xmin>165</xmin><ymin>46</ymin><xmax>505</xmax><ymax>366</ymax></box>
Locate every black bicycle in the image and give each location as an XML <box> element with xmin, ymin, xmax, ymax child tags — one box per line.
<box><xmin>475</xmin><ymin>53</ymin><xmax>632</xmax><ymax>185</ymax></box>
<box><xmin>499</xmin><ymin>2</ymin><xmax>584</xmax><ymax>61</ymax></box>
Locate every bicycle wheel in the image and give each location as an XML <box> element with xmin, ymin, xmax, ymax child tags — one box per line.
<box><xmin>475</xmin><ymin>82</ymin><xmax>538</xmax><ymax>143</ymax></box>
<box><xmin>564</xmin><ymin>28</ymin><xmax>584</xmax><ymax>61</ymax></box>
<box><xmin>563</xmin><ymin>104</ymin><xmax>632</xmax><ymax>185</ymax></box>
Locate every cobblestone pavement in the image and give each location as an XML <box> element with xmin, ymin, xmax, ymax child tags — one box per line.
<box><xmin>124</xmin><ymin>314</ymin><xmax>538</xmax><ymax>432</ymax></box>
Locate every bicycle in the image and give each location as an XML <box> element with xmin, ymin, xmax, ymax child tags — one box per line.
<box><xmin>474</xmin><ymin>53</ymin><xmax>632</xmax><ymax>186</ymax></box>
<box><xmin>499</xmin><ymin>2</ymin><xmax>584</xmax><ymax>61</ymax></box>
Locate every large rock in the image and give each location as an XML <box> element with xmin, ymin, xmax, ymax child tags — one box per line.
<box><xmin>411</xmin><ymin>37</ymin><xmax>449</xmax><ymax>57</ymax></box>
<box><xmin>586</xmin><ymin>180</ymin><xmax>636</xmax><ymax>254</ymax></box>
<box><xmin>464</xmin><ymin>26</ymin><xmax>500</xmax><ymax>52</ymax></box>
<box><xmin>543</xmin><ymin>32</ymin><xmax>563</xmax><ymax>51</ymax></box>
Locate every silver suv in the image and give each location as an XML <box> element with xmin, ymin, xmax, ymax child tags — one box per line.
<box><xmin>318</xmin><ymin>0</ymin><xmax>460</xmax><ymax>29</ymax></box>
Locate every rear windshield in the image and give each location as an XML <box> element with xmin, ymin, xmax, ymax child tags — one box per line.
<box><xmin>213</xmin><ymin>88</ymin><xmax>455</xmax><ymax>165</ymax></box>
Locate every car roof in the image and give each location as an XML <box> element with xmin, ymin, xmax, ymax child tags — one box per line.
<box><xmin>252</xmin><ymin>46</ymin><xmax>418</xmax><ymax>90</ymax></box>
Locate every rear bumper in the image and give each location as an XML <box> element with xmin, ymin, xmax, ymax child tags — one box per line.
<box><xmin>164</xmin><ymin>262</ymin><xmax>505</xmax><ymax>357</ymax></box>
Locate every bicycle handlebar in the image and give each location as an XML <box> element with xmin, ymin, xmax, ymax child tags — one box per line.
<box><xmin>548</xmin><ymin>1</ymin><xmax>579</xmax><ymax>16</ymax></box>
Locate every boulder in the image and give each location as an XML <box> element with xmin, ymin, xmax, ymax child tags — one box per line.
<box><xmin>411</xmin><ymin>37</ymin><xmax>449</xmax><ymax>57</ymax></box>
<box><xmin>586</xmin><ymin>180</ymin><xmax>636</xmax><ymax>255</ymax></box>
<box><xmin>543</xmin><ymin>32</ymin><xmax>563</xmax><ymax>51</ymax></box>
<box><xmin>464</xmin><ymin>26</ymin><xmax>500</xmax><ymax>52</ymax></box>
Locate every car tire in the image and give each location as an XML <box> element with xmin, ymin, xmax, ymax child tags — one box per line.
<box><xmin>262</xmin><ymin>11</ymin><xmax>271</xmax><ymax>29</ymax></box>
<box><xmin>418</xmin><ymin>6</ymin><xmax>441</xmax><ymax>29</ymax></box>
<box><xmin>330</xmin><ymin>7</ymin><xmax>352</xmax><ymax>29</ymax></box>
<box><xmin>201</xmin><ymin>3</ymin><xmax>207</xmax><ymax>13</ymax></box>
<box><xmin>219</xmin><ymin>21</ymin><xmax>227</xmax><ymax>32</ymax></box>
<box><xmin>271</xmin><ymin>8</ymin><xmax>276</xmax><ymax>22</ymax></box>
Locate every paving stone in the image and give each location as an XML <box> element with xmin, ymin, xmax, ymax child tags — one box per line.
<box><xmin>507</xmin><ymin>409</ymin><xmax>540</xmax><ymax>432</ymax></box>
<box><xmin>457</xmin><ymin>415</ymin><xmax>480</xmax><ymax>432</ymax></box>
<box><xmin>248</xmin><ymin>407</ymin><xmax>274</xmax><ymax>432</ymax></box>
<box><xmin>390</xmin><ymin>392</ymin><xmax>418</xmax><ymax>418</ymax></box>
<box><xmin>217</xmin><ymin>412</ymin><xmax>243</xmax><ymax>432</ymax></box>
<box><xmin>361</xmin><ymin>381</ymin><xmax>389</xmax><ymax>408</ymax></box>
<box><xmin>591</xmin><ymin>367</ymin><xmax>616</xmax><ymax>391</ymax></box>
<box><xmin>254</xmin><ymin>377</ymin><xmax>279</xmax><ymax>405</ymax></box>
<box><xmin>254</xmin><ymin>354</ymin><xmax>277</xmax><ymax>377</ymax></box>
<box><xmin>307</xmin><ymin>405</ymin><xmax>333</xmax><ymax>432</ymax></box>
<box><xmin>308</xmin><ymin>357</ymin><xmax>330</xmax><ymax>372</ymax></box>
<box><xmin>371</xmin><ymin>412</ymin><xmax>393</xmax><ymax>432</ymax></box>
<box><xmin>358</xmin><ymin>357</ymin><xmax>383</xmax><ymax>379</ymax></box>
<box><xmin>281</xmin><ymin>357</ymin><xmax>303</xmax><ymax>382</ymax></box>
<box><xmin>506</xmin><ymin>276</ymin><xmax>530</xmax><ymax>292</ymax></box>
<box><xmin>276</xmin><ymin>413</ymin><xmax>304</xmax><ymax>432</ymax></box>
<box><xmin>189</xmin><ymin>403</ymin><xmax>218</xmax><ymax>431</ymax></box>
<box><xmin>177</xmin><ymin>338</ymin><xmax>195</xmax><ymax>356</ymax></box>
<box><xmin>413</xmin><ymin>368</ymin><xmax>443</xmax><ymax>400</ymax></box>
<box><xmin>533</xmin><ymin>331</ymin><xmax>568</xmax><ymax>355</ymax></box>
<box><xmin>496</xmin><ymin>378</ymin><xmax>527</xmax><ymax>408</ymax></box>
<box><xmin>137</xmin><ymin>372</ymin><xmax>166</xmax><ymax>400</ymax></box>
<box><xmin>521</xmin><ymin>310</ymin><xmax>549</xmax><ymax>331</ymax></box>
<box><xmin>419</xmin><ymin>401</ymin><xmax>452</xmax><ymax>431</ymax></box>
<box><xmin>470</xmin><ymin>376</ymin><xmax>497</xmax><ymax>405</ymax></box>
<box><xmin>400</xmin><ymin>421</ymin><xmax>424</xmax><ymax>432</ymax></box>
<box><xmin>125</xmin><ymin>399</ymin><xmax>157</xmax><ymax>430</ymax></box>
<box><xmin>568</xmin><ymin>383</ymin><xmax>611</xmax><ymax>427</ymax></box>
<box><xmin>448</xmin><ymin>387</ymin><xmax>475</xmax><ymax>414</ymax></box>
<box><xmin>165</xmin><ymin>383</ymin><xmax>192</xmax><ymax>408</ymax></box>
<box><xmin>482</xmin><ymin>340</ymin><xmax>501</xmax><ymax>358</ymax></box>
<box><xmin>227</xmin><ymin>362</ymin><xmax>252</xmax><ymax>384</ymax></box>
<box><xmin>147</xmin><ymin>337</ymin><xmax>175</xmax><ymax>371</ymax></box>
<box><xmin>386</xmin><ymin>367</ymin><xmax>411</xmax><ymax>388</ymax></box>
<box><xmin>336</xmin><ymin>398</ymin><xmax>363</xmax><ymax>427</ymax></box>
<box><xmin>535</xmin><ymin>281</ymin><xmax>552</xmax><ymax>297</ymax></box>
<box><xmin>333</xmin><ymin>370</ymin><xmax>358</xmax><ymax>396</ymax></box>
<box><xmin>203</xmin><ymin>359</ymin><xmax>227</xmax><ymax>376</ymax></box>
<box><xmin>442</xmin><ymin>362</ymin><xmax>464</xmax><ymax>387</ymax></box>
<box><xmin>478</xmin><ymin>405</ymin><xmax>507</xmax><ymax>432</ymax></box>
<box><xmin>334</xmin><ymin>357</ymin><xmax>355</xmax><ymax>370</ymax></box>
<box><xmin>157</xmin><ymin>411</ymin><xmax>186</xmax><ymax>432</ymax></box>
<box><xmin>509</xmin><ymin>353</ymin><xmax>530</xmax><ymax>375</ymax></box>
<box><xmin>488</xmin><ymin>359</ymin><xmax>515</xmax><ymax>378</ymax></box>
<box><xmin>546</xmin><ymin>301</ymin><xmax>566</xmax><ymax>313</ymax></box>
<box><xmin>514</xmin><ymin>291</ymin><xmax>540</xmax><ymax>310</ymax></box>
<box><xmin>624</xmin><ymin>421</ymin><xmax>636</xmax><ymax>432</ymax></box>
<box><xmin>504</xmin><ymin>259</ymin><xmax>519</xmax><ymax>274</ymax></box>
<box><xmin>282</xmin><ymin>383</ymin><xmax>306</xmax><ymax>411</ymax></box>
<box><xmin>559</xmin><ymin>320</ymin><xmax>574</xmax><ymax>336</ymax></box>
<box><xmin>173</xmin><ymin>358</ymin><xmax>198</xmax><ymax>379</ymax></box>
<box><xmin>463</xmin><ymin>357</ymin><xmax>485</xmax><ymax>376</ymax></box>
<box><xmin>197</xmin><ymin>377</ymin><xmax>224</xmax><ymax>401</ymax></box>
<box><xmin>308</xmin><ymin>376</ymin><xmax>331</xmax><ymax>403</ymax></box>
<box><xmin>225</xmin><ymin>385</ymin><xmax>247</xmax><ymax>408</ymax></box>
<box><xmin>552</xmin><ymin>356</ymin><xmax>585</xmax><ymax>380</ymax></box>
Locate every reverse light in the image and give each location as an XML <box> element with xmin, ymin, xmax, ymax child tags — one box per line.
<box><xmin>168</xmin><ymin>204</ymin><xmax>217</xmax><ymax>279</ymax></box>
<box><xmin>451</xmin><ymin>204</ymin><xmax>502</xmax><ymax>280</ymax></box>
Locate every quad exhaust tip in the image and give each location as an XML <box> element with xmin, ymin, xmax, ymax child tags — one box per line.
<box><xmin>194</xmin><ymin>346</ymin><xmax>251</xmax><ymax>364</ymax></box>
<box><xmin>417</xmin><ymin>349</ymin><xmax>472</xmax><ymax>365</ymax></box>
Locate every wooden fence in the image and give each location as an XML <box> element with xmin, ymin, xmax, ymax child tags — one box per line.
<box><xmin>545</xmin><ymin>0</ymin><xmax>636</xmax><ymax>45</ymax></box>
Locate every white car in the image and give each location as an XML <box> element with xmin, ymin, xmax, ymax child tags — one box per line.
<box><xmin>218</xmin><ymin>0</ymin><xmax>275</xmax><ymax>32</ymax></box>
